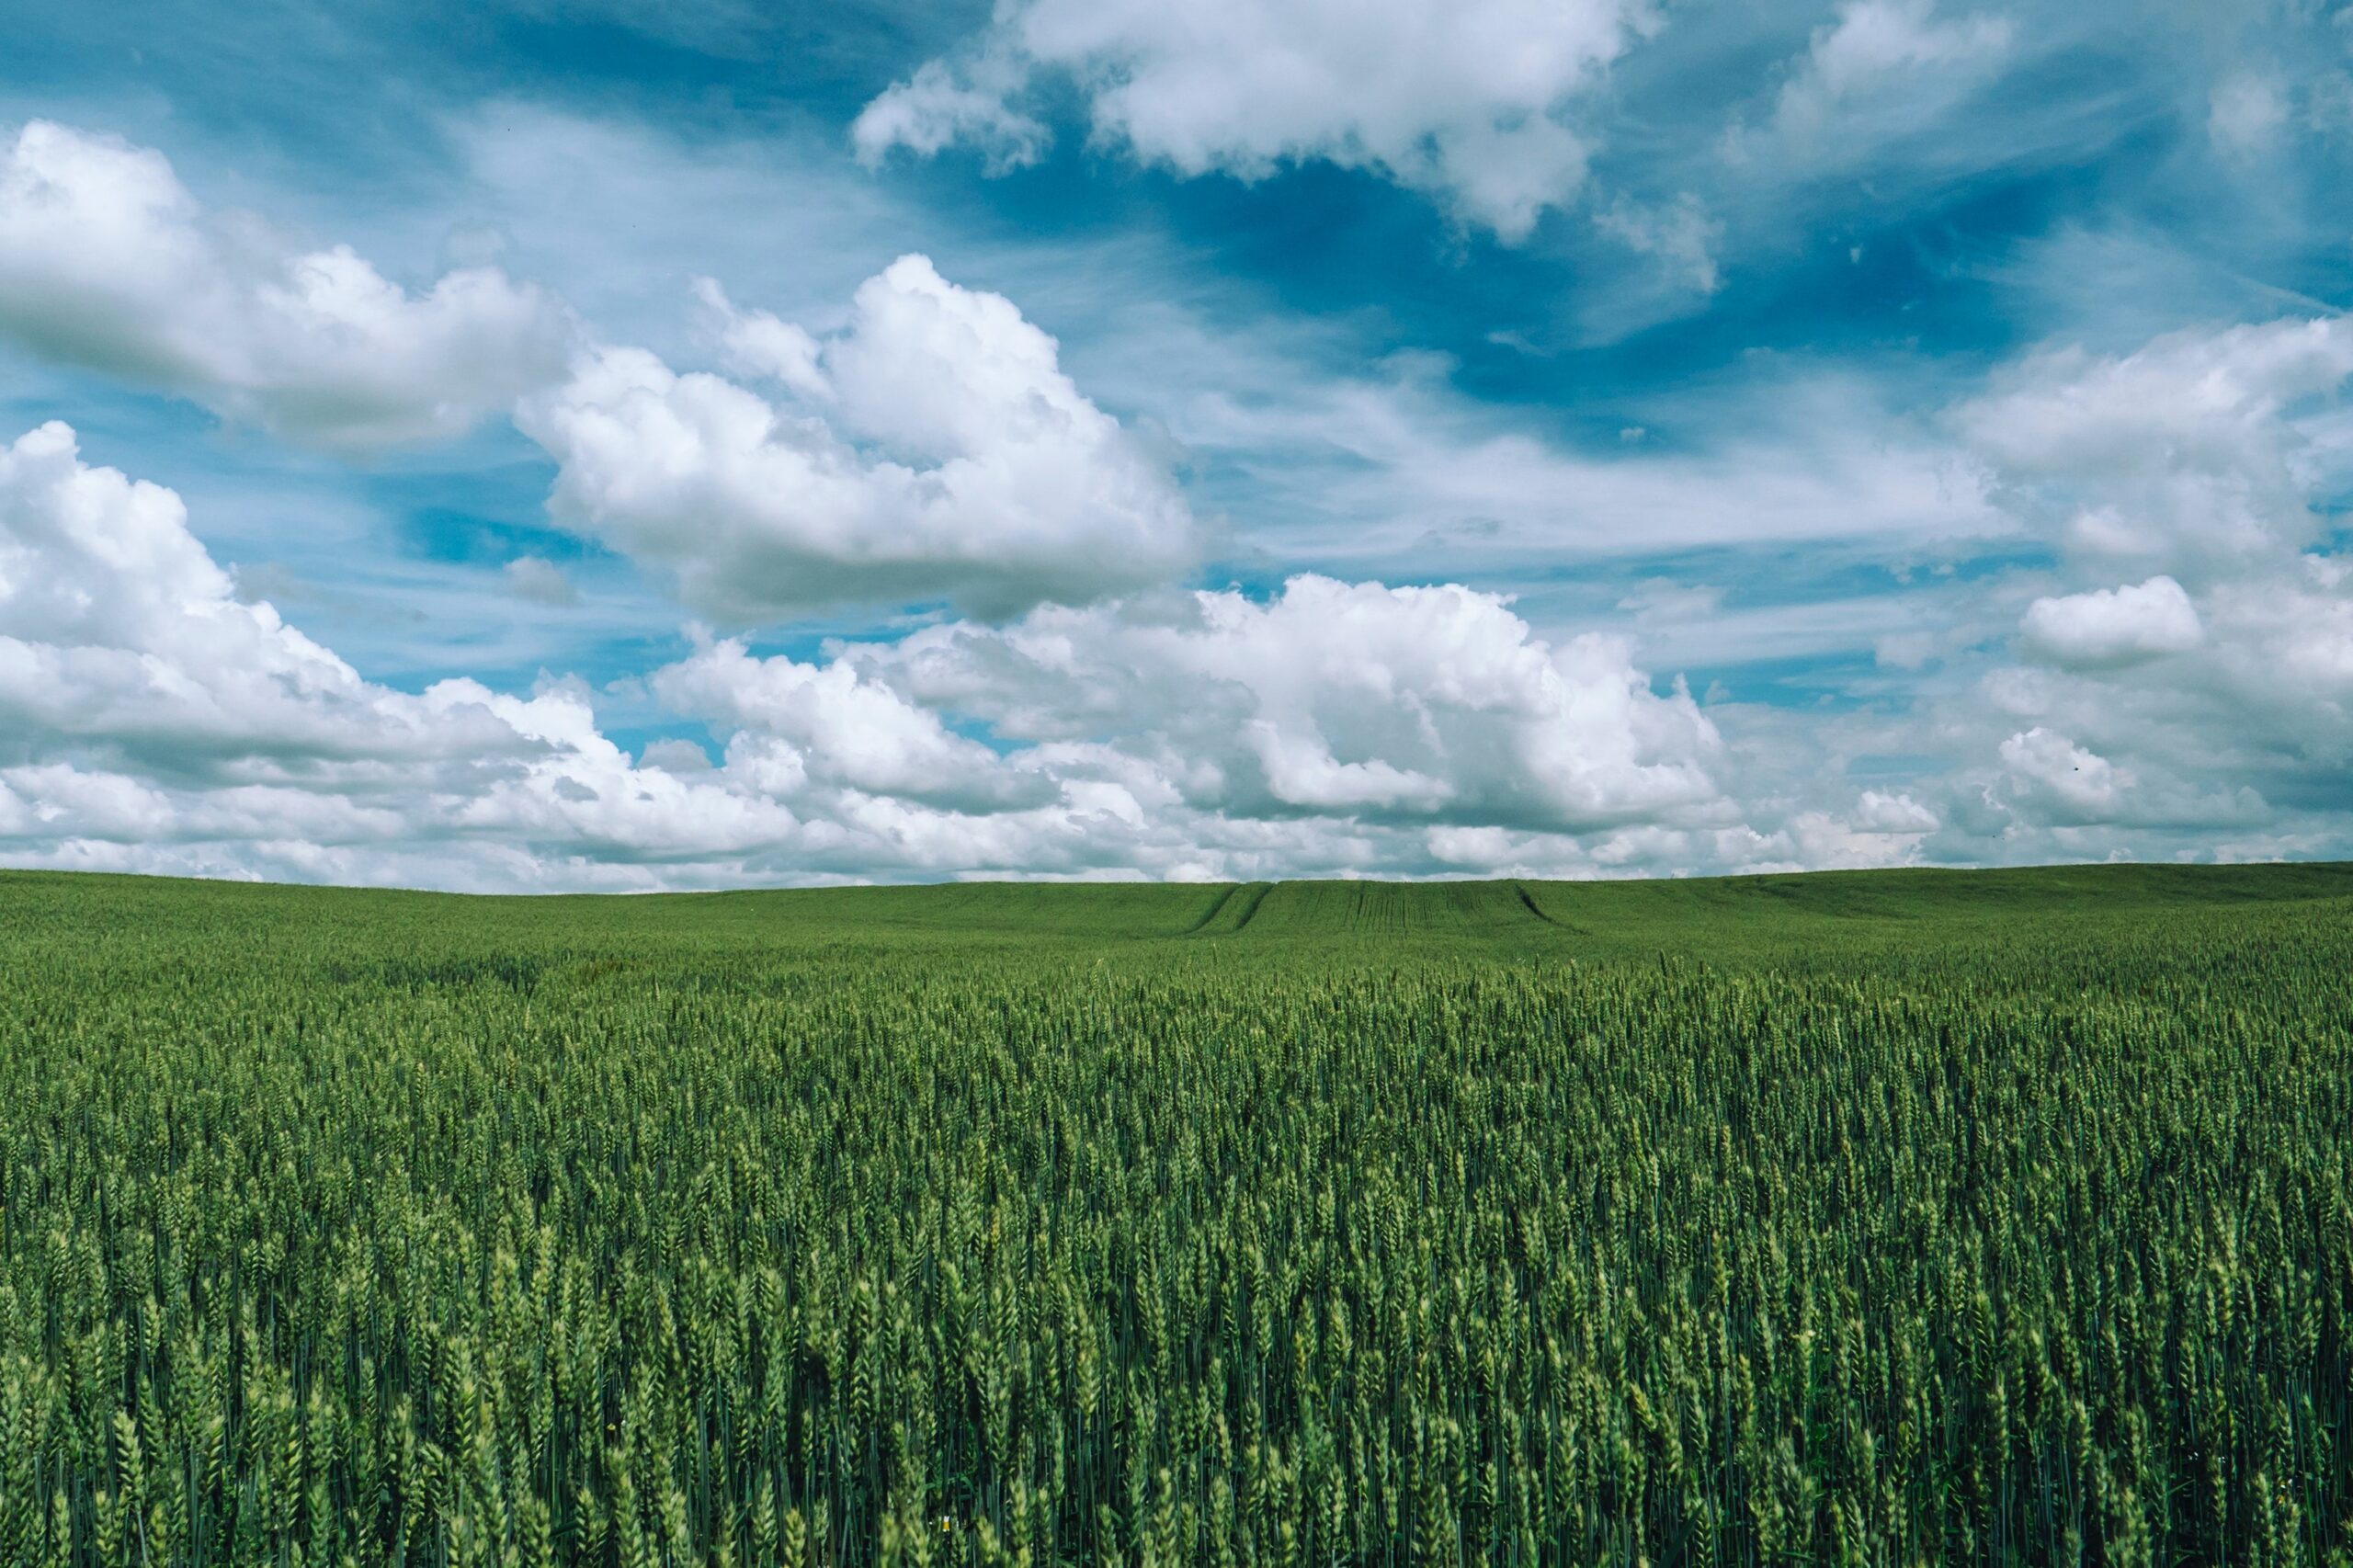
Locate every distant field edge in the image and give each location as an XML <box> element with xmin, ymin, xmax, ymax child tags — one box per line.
<box><xmin>6</xmin><ymin>858</ymin><xmax>2353</xmax><ymax>904</ymax></box>
<box><xmin>5</xmin><ymin>858</ymin><xmax>2353</xmax><ymax>943</ymax></box>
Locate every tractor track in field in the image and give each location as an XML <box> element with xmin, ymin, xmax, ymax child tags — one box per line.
<box><xmin>1513</xmin><ymin>881</ymin><xmax>1587</xmax><ymax>935</ymax></box>
<box><xmin>1181</xmin><ymin>884</ymin><xmax>1239</xmax><ymax>935</ymax></box>
<box><xmin>1225</xmin><ymin>881</ymin><xmax>1276</xmax><ymax>932</ymax></box>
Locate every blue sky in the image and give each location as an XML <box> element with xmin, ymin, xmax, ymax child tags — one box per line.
<box><xmin>0</xmin><ymin>0</ymin><xmax>2349</xmax><ymax>887</ymax></box>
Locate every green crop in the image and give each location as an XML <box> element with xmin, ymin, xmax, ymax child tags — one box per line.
<box><xmin>1</xmin><ymin>864</ymin><xmax>2350</xmax><ymax>1565</ymax></box>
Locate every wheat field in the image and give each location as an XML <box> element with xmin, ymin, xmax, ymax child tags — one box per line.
<box><xmin>3</xmin><ymin>866</ymin><xmax>2350</xmax><ymax>1565</ymax></box>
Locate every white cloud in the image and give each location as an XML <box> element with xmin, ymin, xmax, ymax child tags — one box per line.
<box><xmin>503</xmin><ymin>555</ymin><xmax>579</xmax><ymax>607</ymax></box>
<box><xmin>0</xmin><ymin>419</ymin><xmax>1771</xmax><ymax>888</ymax></box>
<box><xmin>854</xmin><ymin>0</ymin><xmax>1654</xmax><ymax>239</ymax></box>
<box><xmin>2019</xmin><ymin>575</ymin><xmax>2202</xmax><ymax>668</ymax></box>
<box><xmin>2229</xmin><ymin>559</ymin><xmax>2353</xmax><ymax>697</ymax></box>
<box><xmin>0</xmin><ymin>122</ymin><xmax>574</xmax><ymax>452</ymax></box>
<box><xmin>873</xmin><ymin>574</ymin><xmax>1726</xmax><ymax>832</ymax></box>
<box><xmin>638</xmin><ymin>737</ymin><xmax>712</xmax><ymax>774</ymax></box>
<box><xmin>1955</xmin><ymin>315</ymin><xmax>2353</xmax><ymax>575</ymax></box>
<box><xmin>1853</xmin><ymin>788</ymin><xmax>1939</xmax><ymax>833</ymax></box>
<box><xmin>1875</xmin><ymin>630</ymin><xmax>1938</xmax><ymax>670</ymax></box>
<box><xmin>1176</xmin><ymin>364</ymin><xmax>2006</xmax><ymax>564</ymax></box>
<box><xmin>1615</xmin><ymin>579</ymin><xmax>1726</xmax><ymax>625</ymax></box>
<box><xmin>1951</xmin><ymin>317</ymin><xmax>2353</xmax><ymax>741</ymax></box>
<box><xmin>1595</xmin><ymin>194</ymin><xmax>1723</xmax><ymax>294</ymax></box>
<box><xmin>1788</xmin><ymin>316</ymin><xmax>2353</xmax><ymax>860</ymax></box>
<box><xmin>654</xmin><ymin>637</ymin><xmax>1054</xmax><ymax>813</ymax></box>
<box><xmin>1995</xmin><ymin>727</ymin><xmax>2131</xmax><ymax>821</ymax></box>
<box><xmin>850</xmin><ymin>56</ymin><xmax>1051</xmax><ymax>174</ymax></box>
<box><xmin>1772</xmin><ymin>789</ymin><xmax>1941</xmax><ymax>866</ymax></box>
<box><xmin>17</xmin><ymin>332</ymin><xmax>2343</xmax><ymax>885</ymax></box>
<box><xmin>1761</xmin><ymin>0</ymin><xmax>2013</xmax><ymax>150</ymax></box>
<box><xmin>1537</xmin><ymin>313</ymin><xmax>2353</xmax><ymax>872</ymax></box>
<box><xmin>1721</xmin><ymin>0</ymin><xmax>2014</xmax><ymax>189</ymax></box>
<box><xmin>19</xmin><ymin>104</ymin><xmax>2353</xmax><ymax>881</ymax></box>
<box><xmin>0</xmin><ymin>420</ymin><xmax>515</xmax><ymax>772</ymax></box>
<box><xmin>0</xmin><ymin>420</ymin><xmax>813</xmax><ymax>885</ymax></box>
<box><xmin>518</xmin><ymin>255</ymin><xmax>1201</xmax><ymax>622</ymax></box>
<box><xmin>512</xmin><ymin>569</ymin><xmax>1736</xmax><ymax>881</ymax></box>
<box><xmin>691</xmin><ymin>275</ymin><xmax>828</xmax><ymax>399</ymax></box>
<box><xmin>2209</xmin><ymin>71</ymin><xmax>2289</xmax><ymax>157</ymax></box>
<box><xmin>1417</xmin><ymin>784</ymin><xmax>1943</xmax><ymax>878</ymax></box>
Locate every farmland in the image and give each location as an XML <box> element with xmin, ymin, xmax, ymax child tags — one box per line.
<box><xmin>3</xmin><ymin>865</ymin><xmax>2352</xmax><ymax>1565</ymax></box>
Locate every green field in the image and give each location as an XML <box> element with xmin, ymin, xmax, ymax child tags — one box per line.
<box><xmin>4</xmin><ymin>864</ymin><xmax>2352</xmax><ymax>1566</ymax></box>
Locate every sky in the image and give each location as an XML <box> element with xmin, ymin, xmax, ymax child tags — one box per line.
<box><xmin>0</xmin><ymin>0</ymin><xmax>2349</xmax><ymax>890</ymax></box>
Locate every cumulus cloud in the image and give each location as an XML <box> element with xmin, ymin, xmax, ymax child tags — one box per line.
<box><xmin>2233</xmin><ymin>558</ymin><xmax>2353</xmax><ymax>697</ymax></box>
<box><xmin>0</xmin><ymin>419</ymin><xmax>1769</xmax><ymax>888</ymax></box>
<box><xmin>518</xmin><ymin>256</ymin><xmax>1201</xmax><ymax>622</ymax></box>
<box><xmin>1994</xmin><ymin>727</ymin><xmax>2131</xmax><ymax>822</ymax></box>
<box><xmin>0</xmin><ymin>122</ymin><xmax>574</xmax><ymax>452</ymax></box>
<box><xmin>654</xmin><ymin>637</ymin><xmax>1055</xmax><ymax>813</ymax></box>
<box><xmin>0</xmin><ymin>421</ymin><xmax>518</xmax><ymax>773</ymax></box>
<box><xmin>1769</xmin><ymin>790</ymin><xmax>1942</xmax><ymax>867</ymax></box>
<box><xmin>1422</xmin><ymin>782</ymin><xmax>1940</xmax><ymax>877</ymax></box>
<box><xmin>2019</xmin><ymin>576</ymin><xmax>2201</xmax><ymax>668</ymax></box>
<box><xmin>21</xmin><ymin>111</ymin><xmax>2353</xmax><ymax>881</ymax></box>
<box><xmin>690</xmin><ymin>275</ymin><xmax>827</xmax><ymax>399</ymax></box>
<box><xmin>871</xmin><ymin>574</ymin><xmax>1726</xmax><ymax>833</ymax></box>
<box><xmin>854</xmin><ymin>0</ymin><xmax>1653</xmax><ymax>239</ymax></box>
<box><xmin>638</xmin><ymin>737</ymin><xmax>712</xmax><ymax>774</ymax></box>
<box><xmin>1820</xmin><ymin>314</ymin><xmax>2353</xmax><ymax>860</ymax></box>
<box><xmin>503</xmin><ymin>555</ymin><xmax>579</xmax><ymax>607</ymax></box>
<box><xmin>1853</xmin><ymin>788</ymin><xmax>1939</xmax><ymax>834</ymax></box>
<box><xmin>0</xmin><ymin>420</ymin><xmax>821</xmax><ymax>886</ymax></box>
<box><xmin>1956</xmin><ymin>315</ymin><xmax>2353</xmax><ymax>574</ymax></box>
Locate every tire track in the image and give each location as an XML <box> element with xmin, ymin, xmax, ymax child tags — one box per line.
<box><xmin>1226</xmin><ymin>881</ymin><xmax>1277</xmax><ymax>933</ymax></box>
<box><xmin>1514</xmin><ymin>881</ymin><xmax>1585</xmax><ymax>934</ymax></box>
<box><xmin>1180</xmin><ymin>883</ymin><xmax>1240</xmax><ymax>936</ymax></box>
